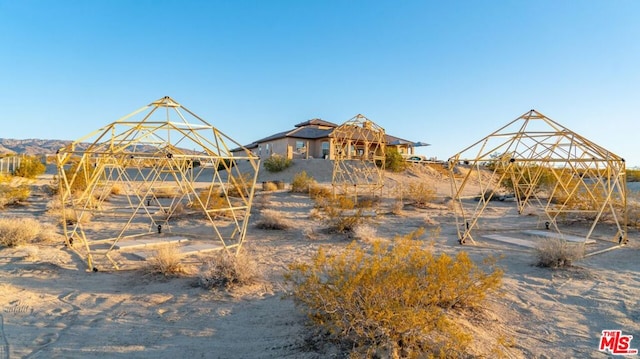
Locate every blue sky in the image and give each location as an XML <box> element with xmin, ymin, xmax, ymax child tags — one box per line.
<box><xmin>1</xmin><ymin>1</ymin><xmax>639</xmax><ymax>165</ymax></box>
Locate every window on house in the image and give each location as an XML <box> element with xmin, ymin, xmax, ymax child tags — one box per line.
<box><xmin>295</xmin><ymin>141</ymin><xmax>305</xmax><ymax>152</ymax></box>
<box><xmin>321</xmin><ymin>142</ymin><xmax>329</xmax><ymax>157</ymax></box>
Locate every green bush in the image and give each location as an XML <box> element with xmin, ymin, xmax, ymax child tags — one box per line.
<box><xmin>263</xmin><ymin>154</ymin><xmax>292</xmax><ymax>173</ymax></box>
<box><xmin>383</xmin><ymin>147</ymin><xmax>406</xmax><ymax>173</ymax></box>
<box><xmin>285</xmin><ymin>231</ymin><xmax>503</xmax><ymax>358</ymax></box>
<box><xmin>12</xmin><ymin>156</ymin><xmax>46</xmax><ymax>179</ymax></box>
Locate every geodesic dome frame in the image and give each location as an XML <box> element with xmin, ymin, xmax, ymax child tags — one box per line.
<box><xmin>330</xmin><ymin>114</ymin><xmax>386</xmax><ymax>200</ymax></box>
<box><xmin>449</xmin><ymin>109</ymin><xmax>627</xmax><ymax>246</ymax></box>
<box><xmin>56</xmin><ymin>96</ymin><xmax>259</xmax><ymax>271</ymax></box>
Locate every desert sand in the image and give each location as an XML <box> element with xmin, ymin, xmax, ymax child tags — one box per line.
<box><xmin>0</xmin><ymin>160</ymin><xmax>639</xmax><ymax>358</ymax></box>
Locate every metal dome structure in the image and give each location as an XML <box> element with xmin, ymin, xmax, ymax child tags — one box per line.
<box><xmin>448</xmin><ymin>109</ymin><xmax>627</xmax><ymax>247</ymax></box>
<box><xmin>330</xmin><ymin>114</ymin><xmax>386</xmax><ymax>200</ymax></box>
<box><xmin>56</xmin><ymin>96</ymin><xmax>260</xmax><ymax>271</ymax></box>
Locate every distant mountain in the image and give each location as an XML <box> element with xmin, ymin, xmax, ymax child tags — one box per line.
<box><xmin>0</xmin><ymin>138</ymin><xmax>202</xmax><ymax>156</ymax></box>
<box><xmin>0</xmin><ymin>138</ymin><xmax>75</xmax><ymax>155</ymax></box>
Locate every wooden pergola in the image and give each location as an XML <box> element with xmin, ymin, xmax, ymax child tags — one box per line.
<box><xmin>330</xmin><ymin>114</ymin><xmax>386</xmax><ymax>200</ymax></box>
<box><xmin>449</xmin><ymin>109</ymin><xmax>627</xmax><ymax>246</ymax></box>
<box><xmin>56</xmin><ymin>96</ymin><xmax>259</xmax><ymax>271</ymax></box>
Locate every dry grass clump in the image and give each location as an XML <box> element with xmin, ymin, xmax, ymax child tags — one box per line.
<box><xmin>149</xmin><ymin>245</ymin><xmax>187</xmax><ymax>277</ymax></box>
<box><xmin>534</xmin><ymin>237</ymin><xmax>583</xmax><ymax>268</ymax></box>
<box><xmin>198</xmin><ymin>250</ymin><xmax>260</xmax><ymax>290</ymax></box>
<box><xmin>255</xmin><ymin>209</ymin><xmax>293</xmax><ymax>230</ymax></box>
<box><xmin>285</xmin><ymin>229</ymin><xmax>503</xmax><ymax>358</ymax></box>
<box><xmin>0</xmin><ymin>217</ymin><xmax>42</xmax><ymax>247</ymax></box>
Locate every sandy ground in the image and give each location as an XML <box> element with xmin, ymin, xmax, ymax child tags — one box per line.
<box><xmin>1</xmin><ymin>161</ymin><xmax>639</xmax><ymax>358</ymax></box>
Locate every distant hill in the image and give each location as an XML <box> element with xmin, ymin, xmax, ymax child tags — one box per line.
<box><xmin>0</xmin><ymin>138</ymin><xmax>75</xmax><ymax>155</ymax></box>
<box><xmin>0</xmin><ymin>138</ymin><xmax>210</xmax><ymax>156</ymax></box>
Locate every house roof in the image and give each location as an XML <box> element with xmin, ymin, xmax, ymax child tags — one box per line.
<box><xmin>231</xmin><ymin>118</ymin><xmax>427</xmax><ymax>152</ymax></box>
<box><xmin>294</xmin><ymin>118</ymin><xmax>338</xmax><ymax>128</ymax></box>
<box><xmin>386</xmin><ymin>135</ymin><xmax>431</xmax><ymax>147</ymax></box>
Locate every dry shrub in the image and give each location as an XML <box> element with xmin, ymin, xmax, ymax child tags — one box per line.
<box><xmin>156</xmin><ymin>202</ymin><xmax>187</xmax><ymax>220</ymax></box>
<box><xmin>319</xmin><ymin>194</ymin><xmax>364</xmax><ymax>233</ymax></box>
<box><xmin>255</xmin><ymin>209</ymin><xmax>293</xmax><ymax>230</ymax></box>
<box><xmin>190</xmin><ymin>187</ymin><xmax>233</xmax><ymax>218</ymax></box>
<box><xmin>352</xmin><ymin>224</ymin><xmax>377</xmax><ymax>242</ymax></box>
<box><xmin>534</xmin><ymin>237</ymin><xmax>583</xmax><ymax>268</ymax></box>
<box><xmin>149</xmin><ymin>245</ymin><xmax>187</xmax><ymax>277</ymax></box>
<box><xmin>0</xmin><ymin>184</ymin><xmax>30</xmax><ymax>208</ymax></box>
<box><xmin>62</xmin><ymin>208</ymin><xmax>93</xmax><ymax>225</ymax></box>
<box><xmin>285</xmin><ymin>230</ymin><xmax>503</xmax><ymax>358</ymax></box>
<box><xmin>37</xmin><ymin>223</ymin><xmax>64</xmax><ymax>243</ymax></box>
<box><xmin>13</xmin><ymin>155</ymin><xmax>46</xmax><ymax>178</ymax></box>
<box><xmin>291</xmin><ymin>171</ymin><xmax>315</xmax><ymax>193</ymax></box>
<box><xmin>263</xmin><ymin>181</ymin><xmax>278</xmax><ymax>192</ymax></box>
<box><xmin>153</xmin><ymin>186</ymin><xmax>179</xmax><ymax>198</ymax></box>
<box><xmin>309</xmin><ymin>184</ymin><xmax>331</xmax><ymax>200</ymax></box>
<box><xmin>254</xmin><ymin>193</ymin><xmax>272</xmax><ymax>211</ymax></box>
<box><xmin>302</xmin><ymin>228</ymin><xmax>320</xmax><ymax>240</ymax></box>
<box><xmin>198</xmin><ymin>250</ymin><xmax>260</xmax><ymax>290</ymax></box>
<box><xmin>355</xmin><ymin>196</ymin><xmax>379</xmax><ymax>209</ymax></box>
<box><xmin>0</xmin><ymin>217</ymin><xmax>41</xmax><ymax>247</ymax></box>
<box><xmin>227</xmin><ymin>172</ymin><xmax>253</xmax><ymax>198</ymax></box>
<box><xmin>308</xmin><ymin>208</ymin><xmax>323</xmax><ymax>220</ymax></box>
<box><xmin>22</xmin><ymin>245</ymin><xmax>40</xmax><ymax>261</ymax></box>
<box><xmin>110</xmin><ymin>184</ymin><xmax>123</xmax><ymax>195</ymax></box>
<box><xmin>0</xmin><ymin>173</ymin><xmax>11</xmax><ymax>184</ymax></box>
<box><xmin>626</xmin><ymin>194</ymin><xmax>640</xmax><ymax>229</ymax></box>
<box><xmin>402</xmin><ymin>181</ymin><xmax>436</xmax><ymax>208</ymax></box>
<box><xmin>391</xmin><ymin>199</ymin><xmax>404</xmax><ymax>215</ymax></box>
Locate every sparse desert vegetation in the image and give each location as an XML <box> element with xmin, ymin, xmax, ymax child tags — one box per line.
<box><xmin>0</xmin><ymin>159</ymin><xmax>637</xmax><ymax>359</ymax></box>
<box><xmin>285</xmin><ymin>229</ymin><xmax>504</xmax><ymax>358</ymax></box>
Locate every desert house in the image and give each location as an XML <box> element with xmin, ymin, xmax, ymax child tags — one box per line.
<box><xmin>232</xmin><ymin>117</ymin><xmax>428</xmax><ymax>160</ymax></box>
